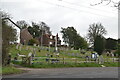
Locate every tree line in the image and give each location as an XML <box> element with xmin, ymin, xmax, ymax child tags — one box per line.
<box><xmin>61</xmin><ymin>23</ymin><xmax>119</xmax><ymax>56</ymax></box>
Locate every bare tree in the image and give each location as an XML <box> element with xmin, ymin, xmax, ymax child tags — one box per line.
<box><xmin>40</xmin><ymin>22</ymin><xmax>51</xmax><ymax>35</ymax></box>
<box><xmin>16</xmin><ymin>20</ymin><xmax>29</xmax><ymax>30</ymax></box>
<box><xmin>87</xmin><ymin>23</ymin><xmax>107</xmax><ymax>46</ymax></box>
<box><xmin>91</xmin><ymin>0</ymin><xmax>120</xmax><ymax>10</ymax></box>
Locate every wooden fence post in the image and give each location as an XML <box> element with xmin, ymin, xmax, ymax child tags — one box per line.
<box><xmin>75</xmin><ymin>58</ymin><xmax>77</xmax><ymax>64</ymax></box>
<box><xmin>63</xmin><ymin>57</ymin><xmax>64</xmax><ymax>64</ymax></box>
<box><xmin>113</xmin><ymin>58</ymin><xmax>114</xmax><ymax>63</ymax></box>
<box><xmin>28</xmin><ymin>57</ymin><xmax>31</xmax><ymax>65</ymax></box>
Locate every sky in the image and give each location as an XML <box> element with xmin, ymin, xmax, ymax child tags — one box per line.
<box><xmin>1</xmin><ymin>0</ymin><xmax>119</xmax><ymax>43</ymax></box>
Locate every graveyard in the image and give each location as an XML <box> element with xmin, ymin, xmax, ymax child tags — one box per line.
<box><xmin>1</xmin><ymin>1</ymin><xmax>119</xmax><ymax>77</ymax></box>
<box><xmin>8</xmin><ymin>44</ymin><xmax>119</xmax><ymax>69</ymax></box>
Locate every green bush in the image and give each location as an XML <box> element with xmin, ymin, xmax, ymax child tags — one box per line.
<box><xmin>114</xmin><ymin>50</ymin><xmax>120</xmax><ymax>57</ymax></box>
<box><xmin>113</xmin><ymin>44</ymin><xmax>120</xmax><ymax>57</ymax></box>
<box><xmin>28</xmin><ymin>39</ymin><xmax>38</xmax><ymax>45</ymax></box>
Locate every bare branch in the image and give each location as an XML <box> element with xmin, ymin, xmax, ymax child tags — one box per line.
<box><xmin>90</xmin><ymin>0</ymin><xmax>103</xmax><ymax>6</ymax></box>
<box><xmin>90</xmin><ymin>0</ymin><xmax>120</xmax><ymax>10</ymax></box>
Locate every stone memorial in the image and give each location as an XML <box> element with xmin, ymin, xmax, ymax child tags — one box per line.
<box><xmin>28</xmin><ymin>52</ymin><xmax>32</xmax><ymax>57</ymax></box>
<box><xmin>33</xmin><ymin>48</ymin><xmax>36</xmax><ymax>57</ymax></box>
<box><xmin>26</xmin><ymin>46</ymin><xmax>29</xmax><ymax>50</ymax></box>
<box><xmin>99</xmin><ymin>55</ymin><xmax>104</xmax><ymax>64</ymax></box>
<box><xmin>16</xmin><ymin>44</ymin><xmax>19</xmax><ymax>49</ymax></box>
<box><xmin>37</xmin><ymin>45</ymin><xmax>39</xmax><ymax>47</ymax></box>
<box><xmin>72</xmin><ymin>53</ymin><xmax>75</xmax><ymax>56</ymax></box>
<box><xmin>68</xmin><ymin>53</ymin><xmax>70</xmax><ymax>56</ymax></box>
<box><xmin>34</xmin><ymin>44</ymin><xmax>36</xmax><ymax>46</ymax></box>
<box><xmin>19</xmin><ymin>44</ymin><xmax>22</xmax><ymax>51</ymax></box>
<box><xmin>76</xmin><ymin>53</ymin><xmax>79</xmax><ymax>57</ymax></box>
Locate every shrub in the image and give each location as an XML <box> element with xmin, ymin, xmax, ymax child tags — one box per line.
<box><xmin>28</xmin><ymin>39</ymin><xmax>38</xmax><ymax>45</ymax></box>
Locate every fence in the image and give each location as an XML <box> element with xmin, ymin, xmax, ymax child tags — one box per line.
<box><xmin>28</xmin><ymin>57</ymin><xmax>119</xmax><ymax>65</ymax></box>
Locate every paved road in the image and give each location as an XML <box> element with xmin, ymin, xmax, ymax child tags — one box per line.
<box><xmin>3</xmin><ymin>67</ymin><xmax>118</xmax><ymax>78</ymax></box>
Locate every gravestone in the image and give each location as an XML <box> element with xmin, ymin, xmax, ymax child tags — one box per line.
<box><xmin>26</xmin><ymin>46</ymin><xmax>29</xmax><ymax>50</ymax></box>
<box><xmin>85</xmin><ymin>55</ymin><xmax>89</xmax><ymax>62</ymax></box>
<box><xmin>91</xmin><ymin>53</ymin><xmax>95</xmax><ymax>59</ymax></box>
<box><xmin>19</xmin><ymin>44</ymin><xmax>22</xmax><ymax>51</ymax></box>
<box><xmin>46</xmin><ymin>53</ymin><xmax>49</xmax><ymax>57</ymax></box>
<box><xmin>111</xmin><ymin>53</ymin><xmax>114</xmax><ymax>57</ymax></box>
<box><xmin>33</xmin><ymin>48</ymin><xmax>36</xmax><ymax>57</ymax></box>
<box><xmin>71</xmin><ymin>48</ymin><xmax>74</xmax><ymax>50</ymax></box>
<box><xmin>36</xmin><ymin>48</ymin><xmax>38</xmax><ymax>52</ymax></box>
<box><xmin>76</xmin><ymin>53</ymin><xmax>79</xmax><ymax>57</ymax></box>
<box><xmin>116</xmin><ymin>54</ymin><xmax>118</xmax><ymax>57</ymax></box>
<box><xmin>28</xmin><ymin>53</ymin><xmax>32</xmax><ymax>65</ymax></box>
<box><xmin>56</xmin><ymin>53</ymin><xmax>60</xmax><ymax>57</ymax></box>
<box><xmin>16</xmin><ymin>44</ymin><xmax>19</xmax><ymax>49</ymax></box>
<box><xmin>72</xmin><ymin>53</ymin><xmax>75</xmax><ymax>56</ymax></box>
<box><xmin>28</xmin><ymin>52</ymin><xmax>32</xmax><ymax>57</ymax></box>
<box><xmin>68</xmin><ymin>53</ymin><xmax>70</xmax><ymax>56</ymax></box>
<box><xmin>99</xmin><ymin>55</ymin><xmax>104</xmax><ymax>64</ymax></box>
<box><xmin>37</xmin><ymin>45</ymin><xmax>39</xmax><ymax>47</ymax></box>
<box><xmin>31</xmin><ymin>48</ymin><xmax>34</xmax><ymax>52</ymax></box>
<box><xmin>34</xmin><ymin>44</ymin><xmax>36</xmax><ymax>46</ymax></box>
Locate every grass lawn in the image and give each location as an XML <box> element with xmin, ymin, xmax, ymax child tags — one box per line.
<box><xmin>103</xmin><ymin>62</ymin><xmax>119</xmax><ymax>67</ymax></box>
<box><xmin>10</xmin><ymin>44</ymin><xmax>119</xmax><ymax>68</ymax></box>
<box><xmin>12</xmin><ymin>60</ymin><xmax>119</xmax><ymax>68</ymax></box>
<box><xmin>9</xmin><ymin>44</ymin><xmax>90</xmax><ymax>58</ymax></box>
<box><xmin>12</xmin><ymin>61</ymin><xmax>101</xmax><ymax>68</ymax></box>
<box><xmin>1</xmin><ymin>66</ymin><xmax>23</xmax><ymax>75</ymax></box>
<box><xmin>9</xmin><ymin>44</ymin><xmax>117</xmax><ymax>59</ymax></box>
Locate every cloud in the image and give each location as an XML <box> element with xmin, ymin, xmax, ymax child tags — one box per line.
<box><xmin>1</xmin><ymin>0</ymin><xmax>118</xmax><ymax>43</ymax></box>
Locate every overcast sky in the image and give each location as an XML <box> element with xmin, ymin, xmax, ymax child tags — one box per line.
<box><xmin>1</xmin><ymin>0</ymin><xmax>119</xmax><ymax>43</ymax></box>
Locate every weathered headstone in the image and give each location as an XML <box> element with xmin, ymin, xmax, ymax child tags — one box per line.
<box><xmin>85</xmin><ymin>55</ymin><xmax>89</xmax><ymax>63</ymax></box>
<box><xmin>71</xmin><ymin>48</ymin><xmax>74</xmax><ymax>50</ymax></box>
<box><xmin>68</xmin><ymin>53</ymin><xmax>70</xmax><ymax>56</ymax></box>
<box><xmin>37</xmin><ymin>45</ymin><xmax>39</xmax><ymax>47</ymax></box>
<box><xmin>72</xmin><ymin>53</ymin><xmax>75</xmax><ymax>56</ymax></box>
<box><xmin>28</xmin><ymin>52</ymin><xmax>32</xmax><ymax>57</ymax></box>
<box><xmin>33</xmin><ymin>48</ymin><xmax>36</xmax><ymax>57</ymax></box>
<box><xmin>76</xmin><ymin>53</ymin><xmax>79</xmax><ymax>57</ymax></box>
<box><xmin>36</xmin><ymin>48</ymin><xmax>38</xmax><ymax>52</ymax></box>
<box><xmin>116</xmin><ymin>54</ymin><xmax>118</xmax><ymax>57</ymax></box>
<box><xmin>16</xmin><ymin>44</ymin><xmax>19</xmax><ymax>49</ymax></box>
<box><xmin>19</xmin><ymin>44</ymin><xmax>22</xmax><ymax>51</ymax></box>
<box><xmin>46</xmin><ymin>53</ymin><xmax>49</xmax><ymax>57</ymax></box>
<box><xmin>30</xmin><ymin>48</ymin><xmax>33</xmax><ymax>51</ymax></box>
<box><xmin>98</xmin><ymin>55</ymin><xmax>104</xmax><ymax>64</ymax></box>
<box><xmin>56</xmin><ymin>53</ymin><xmax>59</xmax><ymax>57</ymax></box>
<box><xmin>34</xmin><ymin>44</ymin><xmax>36</xmax><ymax>46</ymax></box>
<box><xmin>111</xmin><ymin>53</ymin><xmax>114</xmax><ymax>57</ymax></box>
<box><xmin>26</xmin><ymin>46</ymin><xmax>29</xmax><ymax>50</ymax></box>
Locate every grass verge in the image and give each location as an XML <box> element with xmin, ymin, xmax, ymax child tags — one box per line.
<box><xmin>13</xmin><ymin>61</ymin><xmax>119</xmax><ymax>68</ymax></box>
<box><xmin>2</xmin><ymin>66</ymin><xmax>23</xmax><ymax>75</ymax></box>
